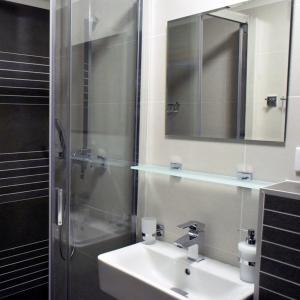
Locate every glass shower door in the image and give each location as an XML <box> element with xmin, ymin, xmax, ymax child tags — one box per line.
<box><xmin>50</xmin><ymin>0</ymin><xmax>141</xmax><ymax>299</ymax></box>
<box><xmin>69</xmin><ymin>0</ymin><xmax>140</xmax><ymax>299</ymax></box>
<box><xmin>50</xmin><ymin>0</ymin><xmax>71</xmax><ymax>299</ymax></box>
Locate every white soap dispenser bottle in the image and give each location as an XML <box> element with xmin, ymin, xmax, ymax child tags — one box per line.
<box><xmin>238</xmin><ymin>229</ymin><xmax>257</xmax><ymax>283</ymax></box>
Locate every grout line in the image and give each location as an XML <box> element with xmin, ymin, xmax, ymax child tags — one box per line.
<box><xmin>0</xmin><ymin>188</ymin><xmax>48</xmax><ymax>197</ymax></box>
<box><xmin>0</xmin><ymin>158</ymin><xmax>48</xmax><ymax>164</ymax></box>
<box><xmin>0</xmin><ymin>282</ymin><xmax>48</xmax><ymax>299</ymax></box>
<box><xmin>0</xmin><ymin>247</ymin><xmax>48</xmax><ymax>261</ymax></box>
<box><xmin>0</xmin><ymin>59</ymin><xmax>49</xmax><ymax>67</ymax></box>
<box><xmin>0</xmin><ymin>240</ymin><xmax>48</xmax><ymax>253</ymax></box>
<box><xmin>0</xmin><ymin>95</ymin><xmax>48</xmax><ymax>98</ymax></box>
<box><xmin>0</xmin><ymin>85</ymin><xmax>49</xmax><ymax>90</ymax></box>
<box><xmin>0</xmin><ymin>261</ymin><xmax>47</xmax><ymax>277</ymax></box>
<box><xmin>0</xmin><ymin>77</ymin><xmax>49</xmax><ymax>83</ymax></box>
<box><xmin>261</xmin><ymin>255</ymin><xmax>300</xmax><ymax>269</ymax></box>
<box><xmin>0</xmin><ymin>173</ymin><xmax>48</xmax><ymax>181</ymax></box>
<box><xmin>260</xmin><ymin>270</ymin><xmax>300</xmax><ymax>286</ymax></box>
<box><xmin>259</xmin><ymin>287</ymin><xmax>296</xmax><ymax>300</ymax></box>
<box><xmin>0</xmin><ymin>180</ymin><xmax>49</xmax><ymax>189</ymax></box>
<box><xmin>0</xmin><ymin>275</ymin><xmax>48</xmax><ymax>292</ymax></box>
<box><xmin>262</xmin><ymin>240</ymin><xmax>300</xmax><ymax>252</ymax></box>
<box><xmin>0</xmin><ymin>268</ymin><xmax>48</xmax><ymax>285</ymax></box>
<box><xmin>264</xmin><ymin>208</ymin><xmax>300</xmax><ymax>218</ymax></box>
<box><xmin>263</xmin><ymin>224</ymin><xmax>300</xmax><ymax>236</ymax></box>
<box><xmin>0</xmin><ymin>195</ymin><xmax>48</xmax><ymax>206</ymax></box>
<box><xmin>0</xmin><ymin>165</ymin><xmax>49</xmax><ymax>172</ymax></box>
<box><xmin>0</xmin><ymin>255</ymin><xmax>48</xmax><ymax>269</ymax></box>
<box><xmin>0</xmin><ymin>50</ymin><xmax>49</xmax><ymax>59</ymax></box>
<box><xmin>0</xmin><ymin>68</ymin><xmax>49</xmax><ymax>75</ymax></box>
<box><xmin>0</xmin><ymin>103</ymin><xmax>49</xmax><ymax>106</ymax></box>
<box><xmin>0</xmin><ymin>150</ymin><xmax>48</xmax><ymax>155</ymax></box>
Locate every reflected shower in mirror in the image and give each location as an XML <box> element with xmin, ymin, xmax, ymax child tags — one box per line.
<box><xmin>166</xmin><ymin>0</ymin><xmax>292</xmax><ymax>143</ymax></box>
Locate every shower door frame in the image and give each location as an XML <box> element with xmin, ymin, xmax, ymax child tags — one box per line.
<box><xmin>49</xmin><ymin>0</ymin><xmax>143</xmax><ymax>299</ymax></box>
<box><xmin>49</xmin><ymin>0</ymin><xmax>72</xmax><ymax>299</ymax></box>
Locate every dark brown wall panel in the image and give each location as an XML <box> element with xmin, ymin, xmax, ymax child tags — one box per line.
<box><xmin>0</xmin><ymin>2</ymin><xmax>49</xmax><ymax>299</ymax></box>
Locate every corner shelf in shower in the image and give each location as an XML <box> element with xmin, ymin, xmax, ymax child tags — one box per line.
<box><xmin>72</xmin><ymin>156</ymin><xmax>130</xmax><ymax>168</ymax></box>
<box><xmin>131</xmin><ymin>165</ymin><xmax>275</xmax><ymax>190</ymax></box>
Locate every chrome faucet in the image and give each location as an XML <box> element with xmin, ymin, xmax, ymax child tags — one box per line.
<box><xmin>174</xmin><ymin>221</ymin><xmax>205</xmax><ymax>262</ymax></box>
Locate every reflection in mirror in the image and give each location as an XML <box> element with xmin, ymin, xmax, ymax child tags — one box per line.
<box><xmin>166</xmin><ymin>0</ymin><xmax>292</xmax><ymax>143</ymax></box>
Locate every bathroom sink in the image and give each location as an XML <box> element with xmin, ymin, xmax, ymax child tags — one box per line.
<box><xmin>98</xmin><ymin>241</ymin><xmax>254</xmax><ymax>300</ymax></box>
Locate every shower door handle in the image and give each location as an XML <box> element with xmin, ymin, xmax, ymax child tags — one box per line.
<box><xmin>56</xmin><ymin>188</ymin><xmax>63</xmax><ymax>226</ymax></box>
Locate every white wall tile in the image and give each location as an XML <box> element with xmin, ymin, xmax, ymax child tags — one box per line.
<box><xmin>142</xmin><ymin>175</ymin><xmax>242</xmax><ymax>265</ymax></box>
<box><xmin>289</xmin><ymin>2</ymin><xmax>300</xmax><ymax>97</ymax></box>
<box><xmin>138</xmin><ymin>0</ymin><xmax>300</xmax><ymax>266</ymax></box>
<box><xmin>240</xmin><ymin>189</ymin><xmax>260</xmax><ymax>232</ymax></box>
<box><xmin>244</xmin><ymin>96</ymin><xmax>300</xmax><ymax>182</ymax></box>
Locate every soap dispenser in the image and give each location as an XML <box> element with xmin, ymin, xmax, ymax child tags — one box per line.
<box><xmin>238</xmin><ymin>229</ymin><xmax>257</xmax><ymax>283</ymax></box>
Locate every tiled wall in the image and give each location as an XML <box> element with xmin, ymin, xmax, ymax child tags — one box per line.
<box><xmin>257</xmin><ymin>183</ymin><xmax>300</xmax><ymax>299</ymax></box>
<box><xmin>244</xmin><ymin>1</ymin><xmax>291</xmax><ymax>141</ymax></box>
<box><xmin>0</xmin><ymin>2</ymin><xmax>49</xmax><ymax>299</ymax></box>
<box><xmin>5</xmin><ymin>0</ymin><xmax>49</xmax><ymax>10</ymax></box>
<box><xmin>138</xmin><ymin>0</ymin><xmax>300</xmax><ymax>267</ymax></box>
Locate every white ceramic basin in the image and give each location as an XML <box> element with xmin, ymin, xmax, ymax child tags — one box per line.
<box><xmin>98</xmin><ymin>241</ymin><xmax>254</xmax><ymax>300</ymax></box>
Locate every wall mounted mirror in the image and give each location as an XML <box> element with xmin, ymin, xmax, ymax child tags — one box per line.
<box><xmin>166</xmin><ymin>0</ymin><xmax>293</xmax><ymax>143</ymax></box>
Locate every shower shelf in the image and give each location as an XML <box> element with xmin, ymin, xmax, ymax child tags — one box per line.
<box><xmin>72</xmin><ymin>156</ymin><xmax>130</xmax><ymax>168</ymax></box>
<box><xmin>131</xmin><ymin>165</ymin><xmax>275</xmax><ymax>190</ymax></box>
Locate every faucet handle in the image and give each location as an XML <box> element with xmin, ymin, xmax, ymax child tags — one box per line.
<box><xmin>177</xmin><ymin>221</ymin><xmax>205</xmax><ymax>232</ymax></box>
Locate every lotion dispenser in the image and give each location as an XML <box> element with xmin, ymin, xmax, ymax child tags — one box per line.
<box><xmin>238</xmin><ymin>229</ymin><xmax>257</xmax><ymax>283</ymax></box>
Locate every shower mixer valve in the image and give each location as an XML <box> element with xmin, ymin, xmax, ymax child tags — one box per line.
<box><xmin>72</xmin><ymin>148</ymin><xmax>106</xmax><ymax>178</ymax></box>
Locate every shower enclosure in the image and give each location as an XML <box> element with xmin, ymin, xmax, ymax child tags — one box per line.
<box><xmin>50</xmin><ymin>0</ymin><xmax>142</xmax><ymax>299</ymax></box>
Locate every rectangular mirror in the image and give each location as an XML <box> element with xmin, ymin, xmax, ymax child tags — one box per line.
<box><xmin>166</xmin><ymin>0</ymin><xmax>293</xmax><ymax>143</ymax></box>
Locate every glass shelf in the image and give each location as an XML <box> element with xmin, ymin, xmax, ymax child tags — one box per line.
<box><xmin>72</xmin><ymin>156</ymin><xmax>130</xmax><ymax>168</ymax></box>
<box><xmin>131</xmin><ymin>165</ymin><xmax>275</xmax><ymax>190</ymax></box>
